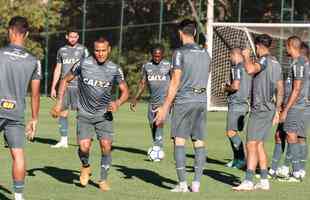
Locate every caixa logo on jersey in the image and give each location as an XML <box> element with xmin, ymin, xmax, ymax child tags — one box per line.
<box><xmin>147</xmin><ymin>74</ymin><xmax>167</xmax><ymax>81</ymax></box>
<box><xmin>83</xmin><ymin>78</ymin><xmax>111</xmax><ymax>88</ymax></box>
<box><xmin>63</xmin><ymin>58</ymin><xmax>79</xmax><ymax>65</ymax></box>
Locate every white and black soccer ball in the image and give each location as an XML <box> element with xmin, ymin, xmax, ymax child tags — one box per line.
<box><xmin>147</xmin><ymin>146</ymin><xmax>165</xmax><ymax>162</ymax></box>
<box><xmin>276</xmin><ymin>165</ymin><xmax>290</xmax><ymax>178</ymax></box>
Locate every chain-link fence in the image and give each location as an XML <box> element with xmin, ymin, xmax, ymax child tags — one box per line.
<box><xmin>39</xmin><ymin>0</ymin><xmax>208</xmax><ymax>96</ymax></box>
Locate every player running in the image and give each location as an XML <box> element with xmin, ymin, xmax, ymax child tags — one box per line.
<box><xmin>51</xmin><ymin>37</ymin><xmax>129</xmax><ymax>191</ymax></box>
<box><xmin>130</xmin><ymin>44</ymin><xmax>171</xmax><ymax>156</ymax></box>
<box><xmin>0</xmin><ymin>16</ymin><xmax>41</xmax><ymax>200</ymax></box>
<box><xmin>155</xmin><ymin>19</ymin><xmax>211</xmax><ymax>192</ymax></box>
<box><xmin>50</xmin><ymin>30</ymin><xmax>89</xmax><ymax>148</ymax></box>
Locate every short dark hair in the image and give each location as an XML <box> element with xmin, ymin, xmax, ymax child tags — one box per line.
<box><xmin>66</xmin><ymin>28</ymin><xmax>79</xmax><ymax>35</ymax></box>
<box><xmin>94</xmin><ymin>36</ymin><xmax>110</xmax><ymax>45</ymax></box>
<box><xmin>287</xmin><ymin>35</ymin><xmax>302</xmax><ymax>50</ymax></box>
<box><xmin>8</xmin><ymin>16</ymin><xmax>29</xmax><ymax>35</ymax></box>
<box><xmin>178</xmin><ymin>19</ymin><xmax>196</xmax><ymax>36</ymax></box>
<box><xmin>255</xmin><ymin>34</ymin><xmax>272</xmax><ymax>48</ymax></box>
<box><xmin>150</xmin><ymin>44</ymin><xmax>164</xmax><ymax>54</ymax></box>
<box><xmin>230</xmin><ymin>47</ymin><xmax>242</xmax><ymax>55</ymax></box>
<box><xmin>301</xmin><ymin>41</ymin><xmax>310</xmax><ymax>58</ymax></box>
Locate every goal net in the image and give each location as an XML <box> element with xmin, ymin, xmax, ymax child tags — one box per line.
<box><xmin>207</xmin><ymin>23</ymin><xmax>310</xmax><ymax>111</ymax></box>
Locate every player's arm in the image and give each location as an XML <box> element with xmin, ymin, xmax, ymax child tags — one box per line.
<box><xmin>275</xmin><ymin>80</ymin><xmax>284</xmax><ymax>112</ymax></box>
<box><xmin>286</xmin><ymin>80</ymin><xmax>303</xmax><ymax>110</ymax></box>
<box><xmin>26</xmin><ymin>61</ymin><xmax>42</xmax><ymax>140</ymax></box>
<box><xmin>130</xmin><ymin>78</ymin><xmax>146</xmax><ymax>111</ymax></box>
<box><xmin>56</xmin><ymin>72</ymin><xmax>76</xmax><ymax>108</ymax></box>
<box><xmin>272</xmin><ymin>79</ymin><xmax>284</xmax><ymax>125</ymax></box>
<box><xmin>118</xmin><ymin>81</ymin><xmax>129</xmax><ymax>106</ymax></box>
<box><xmin>109</xmin><ymin>81</ymin><xmax>129</xmax><ymax>113</ymax></box>
<box><xmin>155</xmin><ymin>68</ymin><xmax>182</xmax><ymax>125</ymax></box>
<box><xmin>51</xmin><ymin>49</ymin><xmax>63</xmax><ymax>98</ymax></box>
<box><xmin>242</xmin><ymin>49</ymin><xmax>264</xmax><ymax>75</ymax></box>
<box><xmin>280</xmin><ymin>62</ymin><xmax>304</xmax><ymax>122</ymax></box>
<box><xmin>130</xmin><ymin>64</ymin><xmax>148</xmax><ymax>111</ymax></box>
<box><xmin>50</xmin><ymin>63</ymin><xmax>61</xmax><ymax>98</ymax></box>
<box><xmin>224</xmin><ymin>80</ymin><xmax>240</xmax><ymax>93</ymax></box>
<box><xmin>51</xmin><ymin>62</ymin><xmax>80</xmax><ymax>118</ymax></box>
<box><xmin>155</xmin><ymin>50</ymin><xmax>183</xmax><ymax>125</ymax></box>
<box><xmin>162</xmin><ymin>69</ymin><xmax>182</xmax><ymax>109</ymax></box>
<box><xmin>109</xmin><ymin>67</ymin><xmax>129</xmax><ymax>112</ymax></box>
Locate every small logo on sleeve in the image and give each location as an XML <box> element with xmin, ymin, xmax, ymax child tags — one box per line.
<box><xmin>0</xmin><ymin>99</ymin><xmax>16</xmax><ymax>110</ymax></box>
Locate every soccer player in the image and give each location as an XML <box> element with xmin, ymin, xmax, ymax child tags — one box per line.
<box><xmin>233</xmin><ymin>34</ymin><xmax>284</xmax><ymax>191</ymax></box>
<box><xmin>0</xmin><ymin>16</ymin><xmax>41</xmax><ymax>200</ymax></box>
<box><xmin>51</xmin><ymin>37</ymin><xmax>129</xmax><ymax>191</ymax></box>
<box><xmin>130</xmin><ymin>44</ymin><xmax>171</xmax><ymax>153</ymax></box>
<box><xmin>155</xmin><ymin>19</ymin><xmax>210</xmax><ymax>192</ymax></box>
<box><xmin>223</xmin><ymin>48</ymin><xmax>251</xmax><ymax>169</ymax></box>
<box><xmin>50</xmin><ymin>30</ymin><xmax>89</xmax><ymax>148</ymax></box>
<box><xmin>270</xmin><ymin>41</ymin><xmax>310</xmax><ymax>179</ymax></box>
<box><xmin>279</xmin><ymin>36</ymin><xmax>307</xmax><ymax>181</ymax></box>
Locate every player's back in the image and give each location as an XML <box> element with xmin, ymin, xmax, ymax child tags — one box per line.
<box><xmin>174</xmin><ymin>43</ymin><xmax>210</xmax><ymax>104</ymax></box>
<box><xmin>0</xmin><ymin>44</ymin><xmax>40</xmax><ymax>120</ymax></box>
<box><xmin>251</xmin><ymin>55</ymin><xmax>282</xmax><ymax>112</ymax></box>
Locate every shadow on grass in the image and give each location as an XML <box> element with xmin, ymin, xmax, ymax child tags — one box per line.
<box><xmin>114</xmin><ymin>164</ymin><xmax>177</xmax><ymax>189</ymax></box>
<box><xmin>32</xmin><ymin>137</ymin><xmax>78</xmax><ymax>147</ymax></box>
<box><xmin>112</xmin><ymin>146</ymin><xmax>147</xmax><ymax>156</ymax></box>
<box><xmin>186</xmin><ymin>154</ymin><xmax>227</xmax><ymax>166</ymax></box>
<box><xmin>32</xmin><ymin>137</ymin><xmax>58</xmax><ymax>145</ymax></box>
<box><xmin>0</xmin><ymin>185</ymin><xmax>11</xmax><ymax>200</ymax></box>
<box><xmin>27</xmin><ymin>166</ymin><xmax>98</xmax><ymax>188</ymax></box>
<box><xmin>203</xmin><ymin>169</ymin><xmax>241</xmax><ymax>186</ymax></box>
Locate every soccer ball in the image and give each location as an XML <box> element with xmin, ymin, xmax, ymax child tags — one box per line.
<box><xmin>276</xmin><ymin>165</ymin><xmax>290</xmax><ymax>178</ymax></box>
<box><xmin>147</xmin><ymin>146</ymin><xmax>165</xmax><ymax>162</ymax></box>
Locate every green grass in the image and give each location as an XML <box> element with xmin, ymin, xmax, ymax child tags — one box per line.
<box><xmin>0</xmin><ymin>97</ymin><xmax>309</xmax><ymax>200</ymax></box>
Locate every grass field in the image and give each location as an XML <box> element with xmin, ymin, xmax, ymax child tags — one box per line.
<box><xmin>0</xmin><ymin>97</ymin><xmax>309</xmax><ymax>200</ymax></box>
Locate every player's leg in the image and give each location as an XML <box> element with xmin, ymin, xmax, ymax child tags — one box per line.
<box><xmin>148</xmin><ymin>104</ymin><xmax>164</xmax><ymax>148</ymax></box>
<box><xmin>284</xmin><ymin>109</ymin><xmax>303</xmax><ymax>179</ymax></box>
<box><xmin>76</xmin><ymin>115</ymin><xmax>94</xmax><ymax>186</ymax></box>
<box><xmin>190</xmin><ymin>103</ymin><xmax>207</xmax><ymax>192</ymax></box>
<box><xmin>52</xmin><ymin>87</ymin><xmax>78</xmax><ymax>148</ymax></box>
<box><xmin>96</xmin><ymin>113</ymin><xmax>114</xmax><ymax>191</ymax></box>
<box><xmin>52</xmin><ymin>110</ymin><xmax>69</xmax><ymax>148</ymax></box>
<box><xmin>4</xmin><ymin>119</ymin><xmax>26</xmax><ymax>200</ymax></box>
<box><xmin>269</xmin><ymin>125</ymin><xmax>286</xmax><ymax>177</ymax></box>
<box><xmin>254</xmin><ymin>111</ymin><xmax>274</xmax><ymax>189</ymax></box>
<box><xmin>51</xmin><ymin>88</ymin><xmax>70</xmax><ymax>148</ymax></box>
<box><xmin>226</xmin><ymin>112</ymin><xmax>246</xmax><ymax>168</ymax></box>
<box><xmin>297</xmin><ymin>116</ymin><xmax>307</xmax><ymax>179</ymax></box>
<box><xmin>233</xmin><ymin>111</ymin><xmax>273</xmax><ymax>191</ymax></box>
<box><xmin>298</xmin><ymin>136</ymin><xmax>307</xmax><ymax>178</ymax></box>
<box><xmin>170</xmin><ymin>104</ymin><xmax>190</xmax><ymax>192</ymax></box>
<box><xmin>99</xmin><ymin>139</ymin><xmax>112</xmax><ymax>191</ymax></box>
<box><xmin>172</xmin><ymin>137</ymin><xmax>188</xmax><ymax>192</ymax></box>
<box><xmin>256</xmin><ymin>141</ymin><xmax>270</xmax><ymax>190</ymax></box>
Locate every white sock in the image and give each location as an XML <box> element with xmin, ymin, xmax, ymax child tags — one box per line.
<box><xmin>14</xmin><ymin>193</ymin><xmax>23</xmax><ymax>200</ymax></box>
<box><xmin>179</xmin><ymin>181</ymin><xmax>187</xmax><ymax>188</ymax></box>
<box><xmin>61</xmin><ymin>136</ymin><xmax>68</xmax><ymax>144</ymax></box>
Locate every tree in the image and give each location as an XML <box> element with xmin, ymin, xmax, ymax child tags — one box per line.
<box><xmin>0</xmin><ymin>0</ymin><xmax>65</xmax><ymax>59</ymax></box>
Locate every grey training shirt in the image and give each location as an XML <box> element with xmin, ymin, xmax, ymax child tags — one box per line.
<box><xmin>172</xmin><ymin>43</ymin><xmax>211</xmax><ymax>104</ymax></box>
<box><xmin>71</xmin><ymin>57</ymin><xmax>125</xmax><ymax>116</ymax></box>
<box><xmin>0</xmin><ymin>44</ymin><xmax>42</xmax><ymax>121</ymax></box>
<box><xmin>142</xmin><ymin>59</ymin><xmax>171</xmax><ymax>105</ymax></box>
